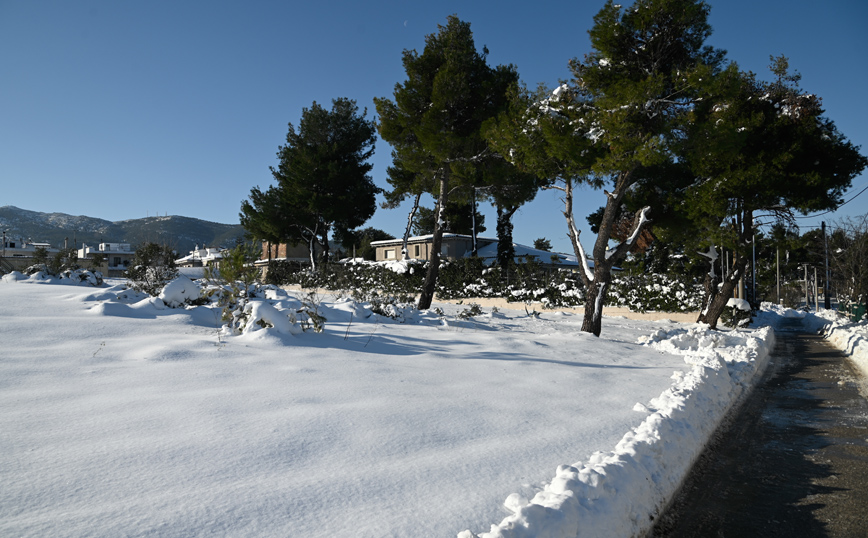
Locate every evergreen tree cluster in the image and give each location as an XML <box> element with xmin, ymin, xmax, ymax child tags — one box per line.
<box><xmin>241</xmin><ymin>1</ymin><xmax>866</xmax><ymax>335</ymax></box>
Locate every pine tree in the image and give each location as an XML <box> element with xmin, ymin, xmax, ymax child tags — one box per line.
<box><xmin>684</xmin><ymin>59</ymin><xmax>866</xmax><ymax>328</ymax></box>
<box><xmin>241</xmin><ymin>98</ymin><xmax>378</xmax><ymax>271</ymax></box>
<box><xmin>488</xmin><ymin>0</ymin><xmax>724</xmax><ymax>336</ymax></box>
<box><xmin>375</xmin><ymin>15</ymin><xmax>518</xmax><ymax>309</ymax></box>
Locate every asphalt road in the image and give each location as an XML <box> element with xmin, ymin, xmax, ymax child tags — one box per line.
<box><xmin>651</xmin><ymin>319</ymin><xmax>868</xmax><ymax>537</ymax></box>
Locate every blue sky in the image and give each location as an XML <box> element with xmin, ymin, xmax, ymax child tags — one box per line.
<box><xmin>2</xmin><ymin>0</ymin><xmax>866</xmax><ymax>252</ymax></box>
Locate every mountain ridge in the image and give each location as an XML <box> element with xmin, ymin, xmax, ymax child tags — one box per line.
<box><xmin>0</xmin><ymin>206</ymin><xmax>246</xmax><ymax>254</ymax></box>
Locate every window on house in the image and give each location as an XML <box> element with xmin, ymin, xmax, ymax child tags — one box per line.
<box><xmin>385</xmin><ymin>249</ymin><xmax>396</xmax><ymax>259</ymax></box>
<box><xmin>113</xmin><ymin>257</ymin><xmax>121</xmax><ymax>266</ymax></box>
<box><xmin>441</xmin><ymin>245</ymin><xmax>449</xmax><ymax>257</ymax></box>
<box><xmin>414</xmin><ymin>244</ymin><xmax>420</xmax><ymax>257</ymax></box>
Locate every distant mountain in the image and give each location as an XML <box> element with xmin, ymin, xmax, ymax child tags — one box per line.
<box><xmin>0</xmin><ymin>206</ymin><xmax>247</xmax><ymax>254</ymax></box>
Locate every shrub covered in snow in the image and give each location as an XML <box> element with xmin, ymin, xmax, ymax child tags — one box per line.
<box><xmin>158</xmin><ymin>275</ymin><xmax>202</xmax><ymax>308</ymax></box>
<box><xmin>126</xmin><ymin>242</ymin><xmax>179</xmax><ymax>296</ymax></box>
<box><xmin>266</xmin><ymin>259</ymin><xmax>704</xmax><ymax>313</ymax></box>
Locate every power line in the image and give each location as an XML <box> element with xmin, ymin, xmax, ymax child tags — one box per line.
<box><xmin>794</xmin><ymin>181</ymin><xmax>868</xmax><ymax>219</ymax></box>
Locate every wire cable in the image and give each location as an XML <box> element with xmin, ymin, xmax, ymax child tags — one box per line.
<box><xmin>794</xmin><ymin>180</ymin><xmax>868</xmax><ymax>219</ymax></box>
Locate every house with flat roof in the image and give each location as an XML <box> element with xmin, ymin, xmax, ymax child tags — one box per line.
<box><xmin>78</xmin><ymin>243</ymin><xmax>135</xmax><ymax>277</ymax></box>
<box><xmin>370</xmin><ymin>234</ymin><xmax>584</xmax><ymax>269</ymax></box>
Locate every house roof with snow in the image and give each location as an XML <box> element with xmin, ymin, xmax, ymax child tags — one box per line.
<box><xmin>472</xmin><ymin>241</ymin><xmax>583</xmax><ymax>268</ymax></box>
<box><xmin>175</xmin><ymin>245</ymin><xmax>226</xmax><ymax>267</ymax></box>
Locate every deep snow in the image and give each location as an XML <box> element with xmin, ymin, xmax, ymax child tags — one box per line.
<box><xmin>1</xmin><ymin>273</ymin><xmax>784</xmax><ymax>537</ymax></box>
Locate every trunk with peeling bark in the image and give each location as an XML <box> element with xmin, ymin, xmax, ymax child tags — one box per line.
<box><xmin>418</xmin><ymin>173</ymin><xmax>448</xmax><ymax>310</ymax></box>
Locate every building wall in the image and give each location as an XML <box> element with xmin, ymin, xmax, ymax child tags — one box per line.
<box><xmin>374</xmin><ymin>236</ymin><xmax>488</xmax><ymax>262</ymax></box>
<box><xmin>260</xmin><ymin>241</ymin><xmax>322</xmax><ymax>262</ymax></box>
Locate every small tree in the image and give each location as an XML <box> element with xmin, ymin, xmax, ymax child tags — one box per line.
<box><xmin>31</xmin><ymin>246</ymin><xmax>50</xmax><ymax>271</ymax></box>
<box><xmin>127</xmin><ymin>242</ymin><xmax>178</xmax><ymax>296</ymax></box>
<box><xmin>335</xmin><ymin>227</ymin><xmax>394</xmax><ymax>261</ymax></box>
<box><xmin>88</xmin><ymin>253</ymin><xmax>107</xmax><ymax>272</ymax></box>
<box><xmin>533</xmin><ymin>238</ymin><xmax>552</xmax><ymax>252</ymax></box>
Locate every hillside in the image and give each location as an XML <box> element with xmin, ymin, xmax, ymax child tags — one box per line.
<box><xmin>0</xmin><ymin>206</ymin><xmax>246</xmax><ymax>254</ymax></box>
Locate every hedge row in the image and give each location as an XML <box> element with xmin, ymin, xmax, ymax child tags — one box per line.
<box><xmin>265</xmin><ymin>258</ymin><xmax>704</xmax><ymax>313</ymax></box>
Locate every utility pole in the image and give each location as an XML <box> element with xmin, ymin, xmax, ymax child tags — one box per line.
<box><xmin>752</xmin><ymin>230</ymin><xmax>756</xmax><ymax>304</ymax></box>
<box><xmin>814</xmin><ymin>266</ymin><xmax>819</xmax><ymax>311</ymax></box>
<box><xmin>804</xmin><ymin>264</ymin><xmax>809</xmax><ymax>310</ymax></box>
<box><xmin>823</xmin><ymin>221</ymin><xmax>831</xmax><ymax>310</ymax></box>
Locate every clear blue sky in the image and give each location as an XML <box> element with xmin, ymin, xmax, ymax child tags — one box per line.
<box><xmin>2</xmin><ymin>0</ymin><xmax>866</xmax><ymax>252</ymax></box>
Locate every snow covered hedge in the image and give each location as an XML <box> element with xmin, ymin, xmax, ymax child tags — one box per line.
<box><xmin>268</xmin><ymin>259</ymin><xmax>704</xmax><ymax>313</ymax></box>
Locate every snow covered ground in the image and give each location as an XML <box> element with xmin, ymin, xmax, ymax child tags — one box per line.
<box><xmin>1</xmin><ymin>273</ymin><xmax>778</xmax><ymax>537</ymax></box>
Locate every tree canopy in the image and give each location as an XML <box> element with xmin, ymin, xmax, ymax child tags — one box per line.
<box><xmin>375</xmin><ymin>15</ymin><xmax>518</xmax><ymax>309</ymax></box>
<box><xmin>680</xmin><ymin>58</ymin><xmax>867</xmax><ymax>327</ymax></box>
<box><xmin>240</xmin><ymin>98</ymin><xmax>378</xmax><ymax>271</ymax></box>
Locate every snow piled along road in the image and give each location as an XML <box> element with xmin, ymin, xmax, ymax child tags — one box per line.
<box><xmin>1</xmin><ymin>274</ymin><xmax>777</xmax><ymax>537</ymax></box>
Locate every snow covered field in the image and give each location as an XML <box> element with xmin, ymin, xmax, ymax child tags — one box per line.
<box><xmin>1</xmin><ymin>274</ymin><xmax>777</xmax><ymax>537</ymax></box>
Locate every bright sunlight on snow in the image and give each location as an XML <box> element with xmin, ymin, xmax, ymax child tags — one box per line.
<box><xmin>1</xmin><ymin>274</ymin><xmax>782</xmax><ymax>537</ymax></box>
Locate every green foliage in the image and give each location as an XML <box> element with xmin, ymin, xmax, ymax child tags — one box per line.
<box><xmin>264</xmin><ymin>259</ymin><xmax>703</xmax><ymax>313</ymax></box>
<box><xmin>456</xmin><ymin>303</ymin><xmax>484</xmax><ymax>319</ymax></box>
<box><xmin>27</xmin><ymin>247</ymin><xmax>80</xmax><ymax>276</ymax></box>
<box><xmin>208</xmin><ymin>244</ymin><xmax>259</xmax><ymax>290</ymax></box>
<box><xmin>88</xmin><ymin>253</ymin><xmax>107</xmax><ymax>271</ymax></box>
<box><xmin>533</xmin><ymin>238</ymin><xmax>552</xmax><ymax>252</ymax></box>
<box><xmin>720</xmin><ymin>301</ymin><xmax>754</xmax><ymax>328</ymax></box>
<box><xmin>202</xmin><ymin>244</ymin><xmax>262</xmax><ymax>330</ymax></box>
<box><xmin>32</xmin><ymin>246</ymin><xmax>49</xmax><ymax>267</ymax></box>
<box><xmin>241</xmin><ymin>97</ymin><xmax>379</xmax><ymax>270</ymax></box>
<box><xmin>375</xmin><ymin>15</ymin><xmax>520</xmax><ymax>308</ymax></box>
<box><xmin>48</xmin><ymin>248</ymin><xmax>79</xmax><ymax>276</ymax></box>
<box><xmin>126</xmin><ymin>242</ymin><xmax>178</xmax><ymax>296</ymax></box>
<box><xmin>411</xmin><ymin>203</ymin><xmax>486</xmax><ymax>236</ymax></box>
<box><xmin>335</xmin><ymin>227</ymin><xmax>395</xmax><ymax>261</ymax></box>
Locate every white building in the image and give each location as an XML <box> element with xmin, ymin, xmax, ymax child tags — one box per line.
<box><xmin>78</xmin><ymin>243</ymin><xmax>135</xmax><ymax>276</ymax></box>
<box><xmin>175</xmin><ymin>245</ymin><xmax>226</xmax><ymax>268</ymax></box>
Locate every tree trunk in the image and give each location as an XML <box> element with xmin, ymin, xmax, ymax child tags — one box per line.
<box><xmin>698</xmin><ymin>209</ymin><xmax>752</xmax><ymax>329</ymax></box>
<box><xmin>307</xmin><ymin>235</ymin><xmax>317</xmax><ymax>273</ymax></box>
<box><xmin>560</xmin><ymin>170</ymin><xmax>648</xmax><ymax>337</ymax></box>
<box><xmin>698</xmin><ymin>268</ymin><xmax>742</xmax><ymax>329</ymax></box>
<box><xmin>320</xmin><ymin>228</ymin><xmax>330</xmax><ymax>271</ymax></box>
<box><xmin>495</xmin><ymin>204</ymin><xmax>517</xmax><ymax>271</ymax></box>
<box><xmin>581</xmin><ymin>276</ymin><xmax>609</xmax><ymax>337</ymax></box>
<box><xmin>418</xmin><ymin>172</ymin><xmax>449</xmax><ymax>309</ymax></box>
<box><xmin>471</xmin><ymin>188</ymin><xmax>478</xmax><ymax>257</ymax></box>
<box><xmin>402</xmin><ymin>193</ymin><xmax>421</xmax><ymax>260</ymax></box>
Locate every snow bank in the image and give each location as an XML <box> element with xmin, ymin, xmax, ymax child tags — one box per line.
<box><xmin>1</xmin><ymin>269</ymin><xmax>103</xmax><ymax>286</ymax></box>
<box><xmin>802</xmin><ymin>309</ymin><xmax>868</xmax><ymax>380</ymax></box>
<box><xmin>462</xmin><ymin>324</ymin><xmax>775</xmax><ymax>538</ymax></box>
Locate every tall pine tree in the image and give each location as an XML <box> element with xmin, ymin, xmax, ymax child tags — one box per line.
<box><xmin>684</xmin><ymin>59</ymin><xmax>866</xmax><ymax>328</ymax></box>
<box><xmin>375</xmin><ymin>15</ymin><xmax>518</xmax><ymax>309</ymax></box>
<box><xmin>241</xmin><ymin>98</ymin><xmax>378</xmax><ymax>271</ymax></box>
